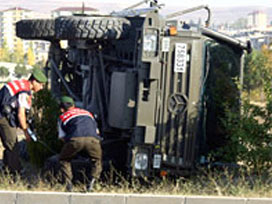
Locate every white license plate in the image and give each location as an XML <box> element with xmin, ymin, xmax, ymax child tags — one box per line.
<box><xmin>174</xmin><ymin>43</ymin><xmax>187</xmax><ymax>73</ymax></box>
<box><xmin>153</xmin><ymin>154</ymin><xmax>162</xmax><ymax>169</ymax></box>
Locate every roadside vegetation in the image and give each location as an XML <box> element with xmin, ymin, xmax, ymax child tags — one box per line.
<box><xmin>210</xmin><ymin>45</ymin><xmax>272</xmax><ymax>173</ymax></box>
<box><xmin>0</xmin><ymin>167</ymin><xmax>272</xmax><ymax>197</ymax></box>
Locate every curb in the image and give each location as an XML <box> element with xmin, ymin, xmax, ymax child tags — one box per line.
<box><xmin>0</xmin><ymin>191</ymin><xmax>271</xmax><ymax>204</ymax></box>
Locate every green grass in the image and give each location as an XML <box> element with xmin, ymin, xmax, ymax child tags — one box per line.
<box><xmin>0</xmin><ymin>167</ymin><xmax>271</xmax><ymax>197</ymax></box>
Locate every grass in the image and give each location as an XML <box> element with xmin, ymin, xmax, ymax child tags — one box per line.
<box><xmin>0</xmin><ymin>166</ymin><xmax>272</xmax><ymax>197</ymax></box>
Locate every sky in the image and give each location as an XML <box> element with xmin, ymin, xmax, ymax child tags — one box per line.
<box><xmin>0</xmin><ymin>0</ymin><xmax>271</xmax><ymax>12</ymax></box>
<box><xmin>0</xmin><ymin>0</ymin><xmax>271</xmax><ymax>17</ymax></box>
<box><xmin>0</xmin><ymin>0</ymin><xmax>270</xmax><ymax>27</ymax></box>
<box><xmin>93</xmin><ymin>0</ymin><xmax>271</xmax><ymax>7</ymax></box>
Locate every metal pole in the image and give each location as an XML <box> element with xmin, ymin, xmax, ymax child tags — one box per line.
<box><xmin>123</xmin><ymin>0</ymin><xmax>150</xmax><ymax>10</ymax></box>
<box><xmin>201</xmin><ymin>27</ymin><xmax>248</xmax><ymax>51</ymax></box>
<box><xmin>166</xmin><ymin>5</ymin><xmax>211</xmax><ymax>27</ymax></box>
<box><xmin>49</xmin><ymin>59</ymin><xmax>80</xmax><ymax>101</ymax></box>
<box><xmin>239</xmin><ymin>50</ymin><xmax>245</xmax><ymax>112</ymax></box>
<box><xmin>166</xmin><ymin>5</ymin><xmax>209</xmax><ymax>19</ymax></box>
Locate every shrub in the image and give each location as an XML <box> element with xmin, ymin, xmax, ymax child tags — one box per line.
<box><xmin>27</xmin><ymin>88</ymin><xmax>63</xmax><ymax>167</ymax></box>
<box><xmin>218</xmin><ymin>100</ymin><xmax>272</xmax><ymax>172</ymax></box>
<box><xmin>0</xmin><ymin>66</ymin><xmax>9</xmax><ymax>78</ymax></box>
<box><xmin>214</xmin><ymin>48</ymin><xmax>272</xmax><ymax>173</ymax></box>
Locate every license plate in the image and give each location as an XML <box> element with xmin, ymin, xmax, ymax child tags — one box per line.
<box><xmin>174</xmin><ymin>43</ymin><xmax>187</xmax><ymax>73</ymax></box>
<box><xmin>153</xmin><ymin>154</ymin><xmax>162</xmax><ymax>169</ymax></box>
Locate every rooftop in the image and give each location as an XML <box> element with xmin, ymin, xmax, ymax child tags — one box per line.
<box><xmin>2</xmin><ymin>7</ymin><xmax>32</xmax><ymax>12</ymax></box>
<box><xmin>248</xmin><ymin>10</ymin><xmax>266</xmax><ymax>15</ymax></box>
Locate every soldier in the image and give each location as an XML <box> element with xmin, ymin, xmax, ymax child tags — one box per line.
<box><xmin>0</xmin><ymin>68</ymin><xmax>47</xmax><ymax>173</ymax></box>
<box><xmin>58</xmin><ymin>96</ymin><xmax>102</xmax><ymax>192</ymax></box>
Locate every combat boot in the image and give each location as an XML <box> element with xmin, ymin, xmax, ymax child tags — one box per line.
<box><xmin>65</xmin><ymin>182</ymin><xmax>73</xmax><ymax>192</ymax></box>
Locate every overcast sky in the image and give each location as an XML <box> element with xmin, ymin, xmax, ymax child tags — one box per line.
<box><xmin>1</xmin><ymin>0</ymin><xmax>271</xmax><ymax>8</ymax></box>
<box><xmin>0</xmin><ymin>0</ymin><xmax>271</xmax><ymax>13</ymax></box>
<box><xmin>94</xmin><ymin>0</ymin><xmax>271</xmax><ymax>7</ymax></box>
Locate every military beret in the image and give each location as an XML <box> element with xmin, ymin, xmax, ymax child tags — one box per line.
<box><xmin>32</xmin><ymin>68</ymin><xmax>47</xmax><ymax>83</ymax></box>
<box><xmin>60</xmin><ymin>96</ymin><xmax>74</xmax><ymax>105</ymax></box>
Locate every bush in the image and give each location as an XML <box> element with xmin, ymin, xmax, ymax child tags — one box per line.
<box><xmin>27</xmin><ymin>88</ymin><xmax>63</xmax><ymax>167</ymax></box>
<box><xmin>0</xmin><ymin>66</ymin><xmax>9</xmax><ymax>78</ymax></box>
<box><xmin>218</xmin><ymin>100</ymin><xmax>272</xmax><ymax>172</ymax></box>
<box><xmin>214</xmin><ymin>48</ymin><xmax>272</xmax><ymax>173</ymax></box>
<box><xmin>14</xmin><ymin>64</ymin><xmax>30</xmax><ymax>78</ymax></box>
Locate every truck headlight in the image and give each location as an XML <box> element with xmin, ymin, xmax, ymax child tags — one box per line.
<box><xmin>134</xmin><ymin>153</ymin><xmax>148</xmax><ymax>170</ymax></box>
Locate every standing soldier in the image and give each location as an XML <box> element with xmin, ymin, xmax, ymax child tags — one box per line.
<box><xmin>0</xmin><ymin>68</ymin><xmax>47</xmax><ymax>173</ymax></box>
<box><xmin>58</xmin><ymin>96</ymin><xmax>102</xmax><ymax>192</ymax></box>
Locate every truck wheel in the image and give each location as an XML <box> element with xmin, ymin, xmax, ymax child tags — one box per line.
<box><xmin>16</xmin><ymin>19</ymin><xmax>55</xmax><ymax>40</ymax></box>
<box><xmin>55</xmin><ymin>16</ymin><xmax>131</xmax><ymax>40</ymax></box>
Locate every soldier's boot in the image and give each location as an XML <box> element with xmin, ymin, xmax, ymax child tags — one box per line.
<box><xmin>65</xmin><ymin>182</ymin><xmax>73</xmax><ymax>192</ymax></box>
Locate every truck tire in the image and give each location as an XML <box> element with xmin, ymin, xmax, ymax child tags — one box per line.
<box><xmin>16</xmin><ymin>19</ymin><xmax>55</xmax><ymax>40</ymax></box>
<box><xmin>55</xmin><ymin>16</ymin><xmax>131</xmax><ymax>40</ymax></box>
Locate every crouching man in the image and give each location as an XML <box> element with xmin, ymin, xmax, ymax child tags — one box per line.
<box><xmin>58</xmin><ymin>96</ymin><xmax>102</xmax><ymax>192</ymax></box>
<box><xmin>0</xmin><ymin>68</ymin><xmax>47</xmax><ymax>173</ymax></box>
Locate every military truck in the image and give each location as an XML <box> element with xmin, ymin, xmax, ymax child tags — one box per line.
<box><xmin>16</xmin><ymin>1</ymin><xmax>250</xmax><ymax>177</ymax></box>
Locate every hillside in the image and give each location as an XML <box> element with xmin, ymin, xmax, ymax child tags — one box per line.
<box><xmin>162</xmin><ymin>6</ymin><xmax>272</xmax><ymax>25</ymax></box>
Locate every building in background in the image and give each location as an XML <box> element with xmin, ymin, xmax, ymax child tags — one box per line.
<box><xmin>0</xmin><ymin>7</ymin><xmax>51</xmax><ymax>64</ymax></box>
<box><xmin>0</xmin><ymin>7</ymin><xmax>32</xmax><ymax>52</ymax></box>
<box><xmin>247</xmin><ymin>11</ymin><xmax>267</xmax><ymax>30</ymax></box>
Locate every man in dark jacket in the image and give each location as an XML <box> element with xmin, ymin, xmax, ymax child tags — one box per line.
<box><xmin>58</xmin><ymin>96</ymin><xmax>102</xmax><ymax>192</ymax></box>
<box><xmin>0</xmin><ymin>68</ymin><xmax>47</xmax><ymax>172</ymax></box>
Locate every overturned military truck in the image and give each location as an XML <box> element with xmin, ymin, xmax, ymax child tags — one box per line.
<box><xmin>16</xmin><ymin>1</ymin><xmax>250</xmax><ymax>177</ymax></box>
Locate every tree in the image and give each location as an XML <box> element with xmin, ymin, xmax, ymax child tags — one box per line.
<box><xmin>13</xmin><ymin>40</ymin><xmax>24</xmax><ymax>63</ymax></box>
<box><xmin>214</xmin><ymin>47</ymin><xmax>272</xmax><ymax>172</ymax></box>
<box><xmin>0</xmin><ymin>39</ymin><xmax>12</xmax><ymax>62</ymax></box>
<box><xmin>260</xmin><ymin>45</ymin><xmax>272</xmax><ymax>101</ymax></box>
<box><xmin>27</xmin><ymin>43</ymin><xmax>35</xmax><ymax>66</ymax></box>
<box><xmin>243</xmin><ymin>46</ymin><xmax>272</xmax><ymax>101</ymax></box>
<box><xmin>0</xmin><ymin>66</ymin><xmax>9</xmax><ymax>78</ymax></box>
<box><xmin>14</xmin><ymin>64</ymin><xmax>29</xmax><ymax>78</ymax></box>
<box><xmin>244</xmin><ymin>50</ymin><xmax>267</xmax><ymax>99</ymax></box>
